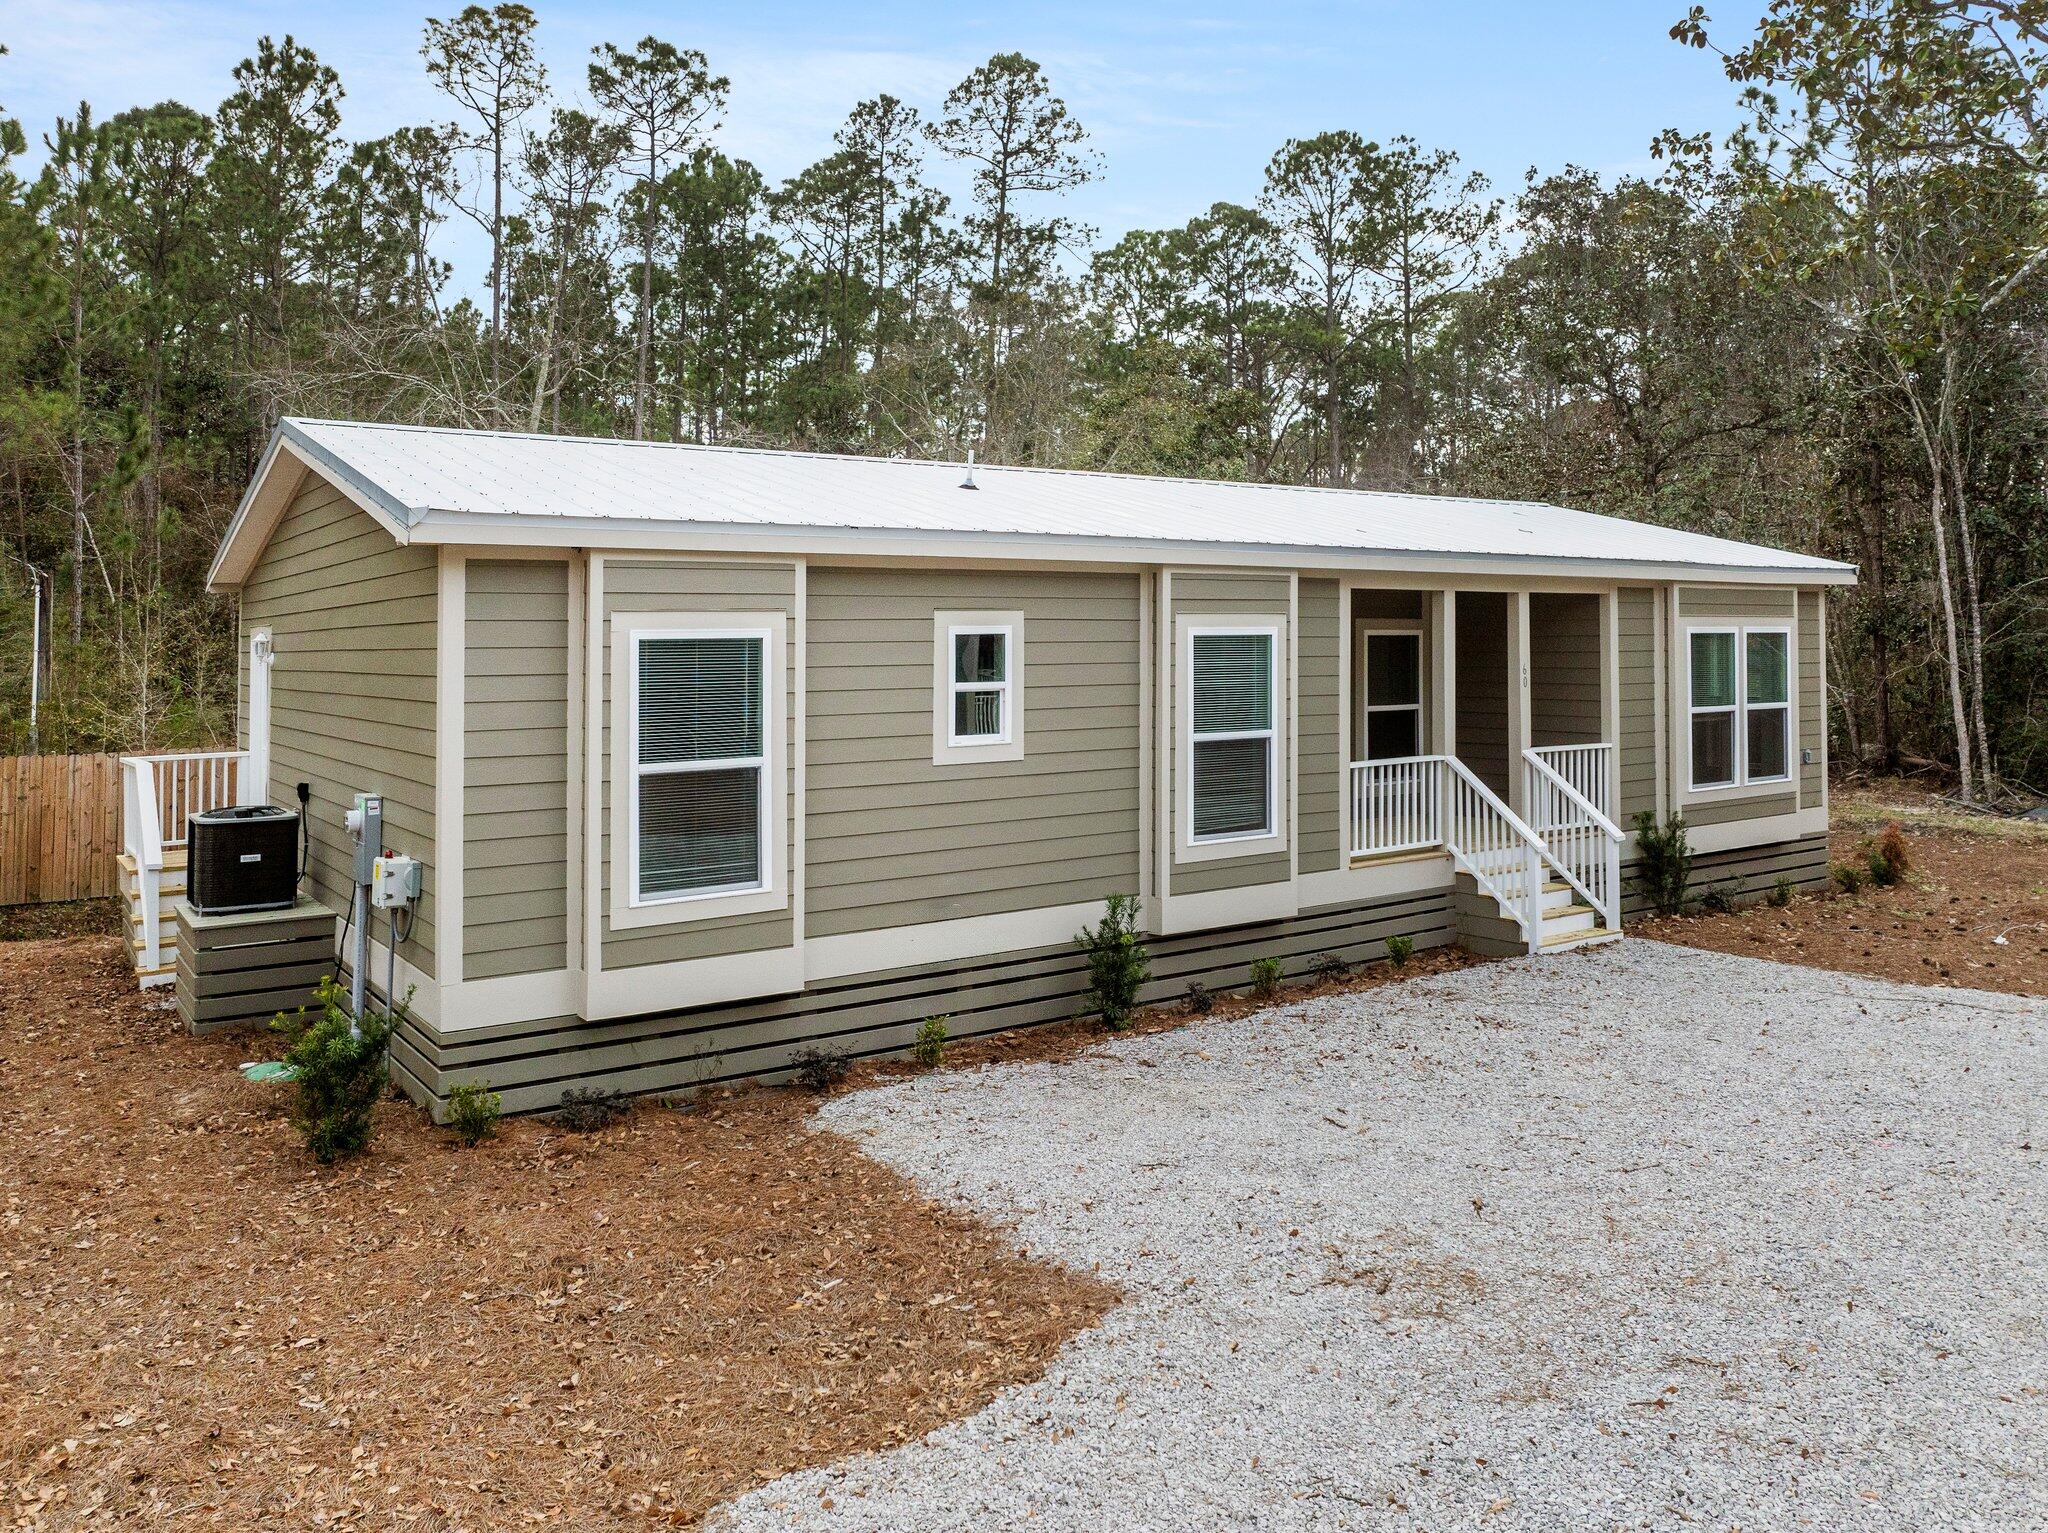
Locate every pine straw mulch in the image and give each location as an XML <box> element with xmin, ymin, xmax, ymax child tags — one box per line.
<box><xmin>0</xmin><ymin>936</ymin><xmax>1119</xmax><ymax>1531</ymax></box>
<box><xmin>1635</xmin><ymin>784</ymin><xmax>2048</xmax><ymax>998</ymax></box>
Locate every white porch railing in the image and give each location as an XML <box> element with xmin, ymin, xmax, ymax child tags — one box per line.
<box><xmin>1349</xmin><ymin>753</ymin><xmax>1582</xmax><ymax>953</ymax></box>
<box><xmin>120</xmin><ymin>750</ymin><xmax>250</xmax><ymax>975</ymax></box>
<box><xmin>1528</xmin><ymin>742</ymin><xmax>1614</xmax><ymax>823</ymax></box>
<box><xmin>1522</xmin><ymin>747</ymin><xmax>1624</xmax><ymax>932</ymax></box>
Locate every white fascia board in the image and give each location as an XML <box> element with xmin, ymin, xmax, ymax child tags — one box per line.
<box><xmin>206</xmin><ymin>423</ymin><xmax>419</xmax><ymax>591</ymax></box>
<box><xmin>402</xmin><ymin>510</ymin><xmax>1860</xmax><ymax>588</ymax></box>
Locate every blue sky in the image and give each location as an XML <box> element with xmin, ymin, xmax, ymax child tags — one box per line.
<box><xmin>4</xmin><ymin>1</ymin><xmax>1762</xmax><ymax>282</ymax></box>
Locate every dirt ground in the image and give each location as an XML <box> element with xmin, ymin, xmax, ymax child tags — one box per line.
<box><xmin>1639</xmin><ymin>782</ymin><xmax>2048</xmax><ymax>997</ymax></box>
<box><xmin>0</xmin><ymin>937</ymin><xmax>1118</xmax><ymax>1530</ymax></box>
<box><xmin>4</xmin><ymin>783</ymin><xmax>2038</xmax><ymax>1528</ymax></box>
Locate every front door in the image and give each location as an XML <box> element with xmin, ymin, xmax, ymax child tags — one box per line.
<box><xmin>1360</xmin><ymin>631</ymin><xmax>1423</xmax><ymax>760</ymax></box>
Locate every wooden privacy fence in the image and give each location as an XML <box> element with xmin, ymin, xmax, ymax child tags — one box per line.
<box><xmin>0</xmin><ymin>753</ymin><xmax>122</xmax><ymax>905</ymax></box>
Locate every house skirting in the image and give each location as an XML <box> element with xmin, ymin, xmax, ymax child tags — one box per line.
<box><xmin>1620</xmin><ymin>831</ymin><xmax>1831</xmax><ymax>920</ymax></box>
<box><xmin>389</xmin><ymin>885</ymin><xmax>1454</xmax><ymax>1117</ymax></box>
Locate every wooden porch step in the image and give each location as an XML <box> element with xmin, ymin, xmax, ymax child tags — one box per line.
<box><xmin>1540</xmin><ymin>926</ymin><xmax>1621</xmax><ymax>951</ymax></box>
<box><xmin>116</xmin><ymin>847</ymin><xmax>188</xmax><ymax>874</ymax></box>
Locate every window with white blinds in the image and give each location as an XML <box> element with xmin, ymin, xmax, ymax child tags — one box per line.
<box><xmin>631</xmin><ymin>631</ymin><xmax>769</xmax><ymax>902</ymax></box>
<box><xmin>1190</xmin><ymin>628</ymin><xmax>1277</xmax><ymax>841</ymax></box>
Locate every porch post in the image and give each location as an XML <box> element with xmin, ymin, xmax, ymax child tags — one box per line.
<box><xmin>1600</xmin><ymin>589</ymin><xmax>1621</xmax><ymax>810</ymax></box>
<box><xmin>1432</xmin><ymin>590</ymin><xmax>1456</xmax><ymax>757</ymax></box>
<box><xmin>1507</xmin><ymin>590</ymin><xmax>1531</xmax><ymax>816</ymax></box>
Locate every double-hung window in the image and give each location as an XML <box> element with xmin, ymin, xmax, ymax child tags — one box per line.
<box><xmin>932</xmin><ymin>611</ymin><xmax>1024</xmax><ymax>764</ymax></box>
<box><xmin>631</xmin><ymin>630</ymin><xmax>769</xmax><ymax>903</ymax></box>
<box><xmin>949</xmin><ymin>627</ymin><xmax>1011</xmax><ymax>744</ymax></box>
<box><xmin>1687</xmin><ymin>625</ymin><xmax>1791</xmax><ymax>791</ymax></box>
<box><xmin>1190</xmin><ymin>628</ymin><xmax>1278</xmax><ymax>842</ymax></box>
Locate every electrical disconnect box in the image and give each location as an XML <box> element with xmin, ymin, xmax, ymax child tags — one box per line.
<box><xmin>370</xmin><ymin>854</ymin><xmax>422</xmax><ymax>910</ymax></box>
<box><xmin>345</xmin><ymin>793</ymin><xmax>384</xmax><ymax>883</ymax></box>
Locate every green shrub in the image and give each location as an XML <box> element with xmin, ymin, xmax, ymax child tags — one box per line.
<box><xmin>1699</xmin><ymin>887</ymin><xmax>1734</xmax><ymax>914</ymax></box>
<box><xmin>791</xmin><ymin>1045</ymin><xmax>851</xmax><ymax>1092</ymax></box>
<box><xmin>1248</xmin><ymin>956</ymin><xmax>1284</xmax><ymax>1000</ymax></box>
<box><xmin>1768</xmin><ymin>877</ymin><xmax>1794</xmax><ymax>908</ymax></box>
<box><xmin>556</xmin><ymin>1087</ymin><xmax>630</xmax><ymax>1133</ymax></box>
<box><xmin>913</xmin><ymin>1015</ymin><xmax>948</xmax><ymax>1069</ymax></box>
<box><xmin>1632</xmin><ymin>810</ymin><xmax>1692</xmax><ymax>916</ymax></box>
<box><xmin>1385</xmin><ymin>934</ymin><xmax>1415</xmax><ymax>968</ymax></box>
<box><xmin>1831</xmin><ymin>859</ymin><xmax>1866</xmax><ymax>893</ymax></box>
<box><xmin>271</xmin><ymin>977</ymin><xmax>393</xmax><ymax>1166</ymax></box>
<box><xmin>1183</xmin><ymin>980</ymin><xmax>1213</xmax><ymax>1015</ymax></box>
<box><xmin>446</xmin><ymin>1082</ymin><xmax>502</xmax><ymax>1147</ymax></box>
<box><xmin>1310</xmin><ymin>952</ymin><xmax>1351</xmax><ymax>986</ymax></box>
<box><xmin>1076</xmin><ymin>894</ymin><xmax>1150</xmax><ymax>1030</ymax></box>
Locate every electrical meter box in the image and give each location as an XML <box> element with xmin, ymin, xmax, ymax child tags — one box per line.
<box><xmin>370</xmin><ymin>854</ymin><xmax>421</xmax><ymax>910</ymax></box>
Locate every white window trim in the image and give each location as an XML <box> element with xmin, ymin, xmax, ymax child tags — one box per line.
<box><xmin>1178</xmin><ymin>616</ymin><xmax>1288</xmax><ymax>862</ymax></box>
<box><xmin>932</xmin><ymin>610</ymin><xmax>1024</xmax><ymax>765</ymax></box>
<box><xmin>1685</xmin><ymin>622</ymin><xmax>1793</xmax><ymax>796</ymax></box>
<box><xmin>1741</xmin><ymin>624</ymin><xmax>1794</xmax><ymax>787</ymax></box>
<box><xmin>1358</xmin><ymin>624</ymin><xmax>1427</xmax><ymax>763</ymax></box>
<box><xmin>609</xmin><ymin>611</ymin><xmax>789</xmax><ymax>931</ymax></box>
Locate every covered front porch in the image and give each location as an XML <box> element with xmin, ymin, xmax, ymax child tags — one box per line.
<box><xmin>1339</xmin><ymin>585</ymin><xmax>1626</xmax><ymax>954</ymax></box>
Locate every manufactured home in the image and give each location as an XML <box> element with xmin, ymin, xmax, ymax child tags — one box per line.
<box><xmin>156</xmin><ymin>419</ymin><xmax>1851</xmax><ymax>1112</ymax></box>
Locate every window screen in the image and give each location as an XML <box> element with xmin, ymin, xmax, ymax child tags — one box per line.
<box><xmin>635</xmin><ymin>634</ymin><xmax>767</xmax><ymax>898</ymax></box>
<box><xmin>1191</xmin><ymin>631</ymin><xmax>1275</xmax><ymax>840</ymax></box>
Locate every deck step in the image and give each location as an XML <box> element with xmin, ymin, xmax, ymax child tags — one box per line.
<box><xmin>1540</xmin><ymin>925</ymin><xmax>1621</xmax><ymax>952</ymax></box>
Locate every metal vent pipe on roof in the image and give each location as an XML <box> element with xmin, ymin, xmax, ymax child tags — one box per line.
<box><xmin>961</xmin><ymin>449</ymin><xmax>978</xmax><ymax>490</ymax></box>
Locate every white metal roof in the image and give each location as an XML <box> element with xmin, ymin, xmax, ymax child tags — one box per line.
<box><xmin>209</xmin><ymin>417</ymin><xmax>1857</xmax><ymax>587</ymax></box>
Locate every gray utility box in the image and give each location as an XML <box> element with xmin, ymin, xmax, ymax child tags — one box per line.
<box><xmin>174</xmin><ymin>897</ymin><xmax>337</xmax><ymax>1035</ymax></box>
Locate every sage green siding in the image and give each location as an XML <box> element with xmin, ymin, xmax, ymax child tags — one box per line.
<box><xmin>1170</xmin><ymin>570</ymin><xmax>1293</xmax><ymax>897</ymax></box>
<box><xmin>1616</xmin><ymin>588</ymin><xmax>1658</xmax><ymax>821</ymax></box>
<box><xmin>1529</xmin><ymin>592</ymin><xmax>1602</xmax><ymax>747</ymax></box>
<box><xmin>600</xmin><ymin>558</ymin><xmax>798</xmax><ymax>969</ymax></box>
<box><xmin>1799</xmin><ymin>589</ymin><xmax>1824</xmax><ymax>805</ymax></box>
<box><xmin>465</xmin><ymin>560</ymin><xmax>569</xmax><ymax>980</ymax></box>
<box><xmin>238</xmin><ymin>474</ymin><xmax>438</xmax><ymax>975</ymax></box>
<box><xmin>1298</xmin><ymin>578</ymin><xmax>1341</xmax><ymax>873</ymax></box>
<box><xmin>1454</xmin><ymin>592</ymin><xmax>1510</xmax><ymax>799</ymax></box>
<box><xmin>1678</xmin><ymin>585</ymin><xmax>1797</xmax><ymax>622</ymax></box>
<box><xmin>1686</xmin><ymin>791</ymin><xmax>1798</xmax><ymax>826</ymax></box>
<box><xmin>806</xmin><ymin>566</ymin><xmax>1141</xmax><ymax>936</ymax></box>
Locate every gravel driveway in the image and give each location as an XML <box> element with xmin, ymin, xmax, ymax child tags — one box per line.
<box><xmin>714</xmin><ymin>941</ymin><xmax>2046</xmax><ymax>1531</ymax></box>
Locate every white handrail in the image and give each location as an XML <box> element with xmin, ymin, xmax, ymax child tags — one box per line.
<box><xmin>1529</xmin><ymin>743</ymin><xmax>1613</xmax><ymax>824</ymax></box>
<box><xmin>1439</xmin><ymin>755</ymin><xmax>1567</xmax><ymax>954</ymax></box>
<box><xmin>1522</xmin><ymin>748</ymin><xmax>1624</xmax><ymax>931</ymax></box>
<box><xmin>117</xmin><ymin>749</ymin><xmax>246</xmax><ymax>977</ymax></box>
<box><xmin>1349</xmin><ymin>754</ymin><xmax>1444</xmax><ymax>857</ymax></box>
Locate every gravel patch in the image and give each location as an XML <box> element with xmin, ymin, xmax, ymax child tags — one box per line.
<box><xmin>713</xmin><ymin>940</ymin><xmax>2046</xmax><ymax>1532</ymax></box>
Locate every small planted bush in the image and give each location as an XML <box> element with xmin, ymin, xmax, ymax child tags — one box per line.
<box><xmin>1632</xmin><ymin>810</ymin><xmax>1692</xmax><ymax>917</ymax></box>
<box><xmin>1866</xmin><ymin>823</ymin><xmax>1910</xmax><ymax>887</ymax></box>
<box><xmin>913</xmin><ymin>1015</ymin><xmax>948</xmax><ymax>1069</ymax></box>
<box><xmin>1248</xmin><ymin>956</ymin><xmax>1284</xmax><ymax>1000</ymax></box>
<box><xmin>1699</xmin><ymin>887</ymin><xmax>1734</xmax><ymax>914</ymax></box>
<box><xmin>1076</xmin><ymin>894</ymin><xmax>1150</xmax><ymax>1031</ymax></box>
<box><xmin>556</xmin><ymin>1087</ymin><xmax>631</xmax><ymax>1133</ymax></box>
<box><xmin>1183</xmin><ymin>980</ymin><xmax>1213</xmax><ymax>1015</ymax></box>
<box><xmin>1310</xmin><ymin>952</ymin><xmax>1351</xmax><ymax>987</ymax></box>
<box><xmin>791</xmin><ymin>1045</ymin><xmax>852</xmax><ymax>1092</ymax></box>
<box><xmin>1768</xmin><ymin>877</ymin><xmax>1794</xmax><ymax>908</ymax></box>
<box><xmin>446</xmin><ymin>1082</ymin><xmax>502</xmax><ymax>1147</ymax></box>
<box><xmin>1385</xmin><ymin>934</ymin><xmax>1415</xmax><ymax>968</ymax></box>
<box><xmin>271</xmin><ymin>976</ymin><xmax>393</xmax><ymax>1166</ymax></box>
<box><xmin>1831</xmin><ymin>859</ymin><xmax>1866</xmax><ymax>893</ymax></box>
